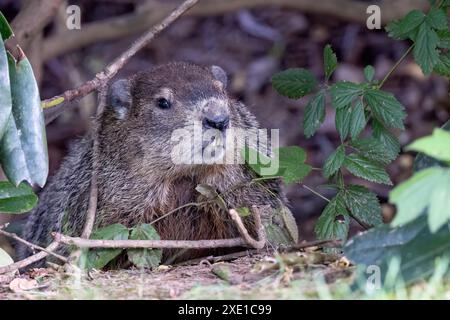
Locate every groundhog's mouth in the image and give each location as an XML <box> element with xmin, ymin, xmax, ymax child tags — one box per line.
<box><xmin>201</xmin><ymin>133</ymin><xmax>226</xmax><ymax>163</ymax></box>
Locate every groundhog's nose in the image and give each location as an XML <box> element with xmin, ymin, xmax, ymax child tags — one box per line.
<box><xmin>202</xmin><ymin>115</ymin><xmax>230</xmax><ymax>131</ymax></box>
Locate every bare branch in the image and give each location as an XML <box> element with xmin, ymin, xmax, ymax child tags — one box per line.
<box><xmin>229</xmin><ymin>206</ymin><xmax>266</xmax><ymax>249</ymax></box>
<box><xmin>0</xmin><ymin>228</ymin><xmax>68</xmax><ymax>263</ymax></box>
<box><xmin>0</xmin><ymin>242</ymin><xmax>60</xmax><ymax>275</ymax></box>
<box><xmin>54</xmin><ymin>233</ymin><xmax>246</xmax><ymax>249</ymax></box>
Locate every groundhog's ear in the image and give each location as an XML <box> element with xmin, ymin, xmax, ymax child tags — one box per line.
<box><xmin>107</xmin><ymin>79</ymin><xmax>132</xmax><ymax>119</ymax></box>
<box><xmin>211</xmin><ymin>65</ymin><xmax>227</xmax><ymax>89</ymax></box>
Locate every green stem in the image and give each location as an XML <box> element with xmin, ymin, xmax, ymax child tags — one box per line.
<box><xmin>378</xmin><ymin>45</ymin><xmax>414</xmax><ymax>89</ymax></box>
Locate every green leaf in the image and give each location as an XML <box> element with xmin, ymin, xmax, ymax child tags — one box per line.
<box><xmin>195</xmin><ymin>184</ymin><xmax>218</xmax><ymax>200</ymax></box>
<box><xmin>335</xmin><ymin>104</ymin><xmax>352</xmax><ymax>141</ymax></box>
<box><xmin>236</xmin><ymin>207</ymin><xmax>251</xmax><ymax>217</ymax></box>
<box><xmin>413</xmin><ymin>23</ymin><xmax>440</xmax><ymax>75</ymax></box>
<box><xmin>344</xmin><ymin>216</ymin><xmax>427</xmax><ymax>266</ymax></box>
<box><xmin>385</xmin><ymin>10</ymin><xmax>425</xmax><ymax>40</ymax></box>
<box><xmin>428</xmin><ymin>171</ymin><xmax>450</xmax><ymax>232</ymax></box>
<box><xmin>330</xmin><ymin>81</ymin><xmax>363</xmax><ymax>109</ymax></box>
<box><xmin>0</xmin><ymin>34</ymin><xmax>12</xmax><ymax>140</ymax></box>
<box><xmin>271</xmin><ymin>68</ymin><xmax>317</xmax><ymax>99</ymax></box>
<box><xmin>276</xmin><ymin>146</ymin><xmax>312</xmax><ymax>184</ymax></box>
<box><xmin>343</xmin><ymin>185</ymin><xmax>383</xmax><ymax>227</ymax></box>
<box><xmin>86</xmin><ymin>224</ymin><xmax>129</xmax><ymax>270</ymax></box>
<box><xmin>349</xmin><ymin>99</ymin><xmax>366</xmax><ymax>139</ymax></box>
<box><xmin>345</xmin><ymin>216</ymin><xmax>450</xmax><ymax>285</ymax></box>
<box><xmin>426</xmin><ymin>8</ymin><xmax>448</xmax><ymax>31</ymax></box>
<box><xmin>363</xmin><ymin>65</ymin><xmax>375</xmax><ymax>82</ymax></box>
<box><xmin>350</xmin><ymin>138</ymin><xmax>396</xmax><ymax>164</ymax></box>
<box><xmin>0</xmin><ymin>53</ymin><xmax>48</xmax><ymax>187</ymax></box>
<box><xmin>0</xmin><ymin>12</ymin><xmax>13</xmax><ymax>40</ymax></box>
<box><xmin>434</xmin><ymin>52</ymin><xmax>450</xmax><ymax>77</ymax></box>
<box><xmin>390</xmin><ymin>167</ymin><xmax>442</xmax><ymax>227</ymax></box>
<box><xmin>364</xmin><ymin>89</ymin><xmax>406</xmax><ymax>129</ymax></box>
<box><xmin>0</xmin><ymin>247</ymin><xmax>13</xmax><ymax>267</ymax></box>
<box><xmin>0</xmin><ymin>181</ymin><xmax>37</xmax><ymax>213</ymax></box>
<box><xmin>344</xmin><ymin>153</ymin><xmax>392</xmax><ymax>185</ymax></box>
<box><xmin>243</xmin><ymin>146</ymin><xmax>312</xmax><ymax>185</ymax></box>
<box><xmin>303</xmin><ymin>90</ymin><xmax>325</xmax><ymax>138</ymax></box>
<box><xmin>413</xmin><ymin>120</ymin><xmax>450</xmax><ymax>171</ymax></box>
<box><xmin>314</xmin><ymin>195</ymin><xmax>350</xmax><ymax>245</ymax></box>
<box><xmin>323</xmin><ymin>145</ymin><xmax>345</xmax><ymax>178</ymax></box>
<box><xmin>323</xmin><ymin>44</ymin><xmax>338</xmax><ymax>80</ymax></box>
<box><xmin>127</xmin><ymin>224</ymin><xmax>162</xmax><ymax>268</ymax></box>
<box><xmin>406</xmin><ymin>128</ymin><xmax>450</xmax><ymax>163</ymax></box>
<box><xmin>437</xmin><ymin>30</ymin><xmax>450</xmax><ymax>49</ymax></box>
<box><xmin>372</xmin><ymin>119</ymin><xmax>401</xmax><ymax>160</ymax></box>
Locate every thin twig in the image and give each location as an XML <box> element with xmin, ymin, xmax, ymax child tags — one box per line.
<box><xmin>286</xmin><ymin>239</ymin><xmax>342</xmax><ymax>251</ymax></box>
<box><xmin>174</xmin><ymin>249</ymin><xmax>259</xmax><ymax>266</ymax></box>
<box><xmin>229</xmin><ymin>207</ymin><xmax>266</xmax><ymax>249</ymax></box>
<box><xmin>0</xmin><ymin>228</ymin><xmax>68</xmax><ymax>263</ymax></box>
<box><xmin>378</xmin><ymin>45</ymin><xmax>414</xmax><ymax>89</ymax></box>
<box><xmin>301</xmin><ymin>184</ymin><xmax>330</xmax><ymax>202</ymax></box>
<box><xmin>0</xmin><ymin>242</ymin><xmax>60</xmax><ymax>275</ymax></box>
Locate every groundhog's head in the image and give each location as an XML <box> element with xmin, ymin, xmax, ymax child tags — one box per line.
<box><xmin>104</xmin><ymin>62</ymin><xmax>248</xmax><ymax>174</ymax></box>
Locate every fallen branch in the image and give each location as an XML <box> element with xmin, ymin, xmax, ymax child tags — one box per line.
<box><xmin>0</xmin><ymin>242</ymin><xmax>60</xmax><ymax>275</ymax></box>
<box><xmin>42</xmin><ymin>0</ymin><xmax>199</xmax><ymax>124</ymax></box>
<box><xmin>53</xmin><ymin>233</ymin><xmax>246</xmax><ymax>249</ymax></box>
<box><xmin>286</xmin><ymin>239</ymin><xmax>342</xmax><ymax>251</ymax></box>
<box><xmin>0</xmin><ymin>227</ymin><xmax>68</xmax><ymax>263</ymax></box>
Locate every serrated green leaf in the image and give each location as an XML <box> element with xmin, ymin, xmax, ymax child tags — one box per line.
<box><xmin>276</xmin><ymin>146</ymin><xmax>312</xmax><ymax>184</ymax></box>
<box><xmin>127</xmin><ymin>224</ymin><xmax>162</xmax><ymax>268</ymax></box>
<box><xmin>0</xmin><ymin>53</ymin><xmax>48</xmax><ymax>187</ymax></box>
<box><xmin>343</xmin><ymin>185</ymin><xmax>383</xmax><ymax>227</ymax></box>
<box><xmin>390</xmin><ymin>167</ymin><xmax>442</xmax><ymax>227</ymax></box>
<box><xmin>85</xmin><ymin>224</ymin><xmax>129</xmax><ymax>270</ymax></box>
<box><xmin>314</xmin><ymin>195</ymin><xmax>350</xmax><ymax>246</ymax></box>
<box><xmin>385</xmin><ymin>10</ymin><xmax>425</xmax><ymax>40</ymax></box>
<box><xmin>243</xmin><ymin>146</ymin><xmax>312</xmax><ymax>184</ymax></box>
<box><xmin>349</xmin><ymin>99</ymin><xmax>366</xmax><ymax>139</ymax></box>
<box><xmin>434</xmin><ymin>52</ymin><xmax>450</xmax><ymax>77</ymax></box>
<box><xmin>0</xmin><ymin>181</ymin><xmax>37</xmax><ymax>213</ymax></box>
<box><xmin>414</xmin><ymin>23</ymin><xmax>440</xmax><ymax>75</ymax></box>
<box><xmin>323</xmin><ymin>145</ymin><xmax>345</xmax><ymax>178</ymax></box>
<box><xmin>330</xmin><ymin>81</ymin><xmax>364</xmax><ymax>109</ymax></box>
<box><xmin>364</xmin><ymin>89</ymin><xmax>406</xmax><ymax>129</ymax></box>
<box><xmin>335</xmin><ymin>104</ymin><xmax>352</xmax><ymax>141</ymax></box>
<box><xmin>236</xmin><ymin>207</ymin><xmax>251</xmax><ymax>217</ymax></box>
<box><xmin>406</xmin><ymin>128</ymin><xmax>450</xmax><ymax>163</ymax></box>
<box><xmin>426</xmin><ymin>8</ymin><xmax>448</xmax><ymax>31</ymax></box>
<box><xmin>271</xmin><ymin>68</ymin><xmax>317</xmax><ymax>99</ymax></box>
<box><xmin>0</xmin><ymin>247</ymin><xmax>13</xmax><ymax>267</ymax></box>
<box><xmin>364</xmin><ymin>65</ymin><xmax>375</xmax><ymax>82</ymax></box>
<box><xmin>323</xmin><ymin>44</ymin><xmax>338</xmax><ymax>80</ymax></box>
<box><xmin>372</xmin><ymin>119</ymin><xmax>401</xmax><ymax>160</ymax></box>
<box><xmin>344</xmin><ymin>153</ymin><xmax>392</xmax><ymax>185</ymax></box>
<box><xmin>0</xmin><ymin>12</ymin><xmax>13</xmax><ymax>40</ymax></box>
<box><xmin>350</xmin><ymin>138</ymin><xmax>396</xmax><ymax>164</ymax></box>
<box><xmin>303</xmin><ymin>90</ymin><xmax>325</xmax><ymax>138</ymax></box>
<box><xmin>0</xmin><ymin>34</ymin><xmax>11</xmax><ymax>140</ymax></box>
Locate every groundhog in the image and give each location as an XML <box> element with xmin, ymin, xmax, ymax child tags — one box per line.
<box><xmin>18</xmin><ymin>62</ymin><xmax>298</xmax><ymax>266</ymax></box>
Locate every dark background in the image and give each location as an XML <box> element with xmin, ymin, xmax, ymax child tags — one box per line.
<box><xmin>0</xmin><ymin>0</ymin><xmax>448</xmax><ymax>242</ymax></box>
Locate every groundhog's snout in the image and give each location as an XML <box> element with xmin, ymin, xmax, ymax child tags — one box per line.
<box><xmin>201</xmin><ymin>98</ymin><xmax>230</xmax><ymax>132</ymax></box>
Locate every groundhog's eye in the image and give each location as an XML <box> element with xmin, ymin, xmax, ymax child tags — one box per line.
<box><xmin>157</xmin><ymin>98</ymin><xmax>171</xmax><ymax>109</ymax></box>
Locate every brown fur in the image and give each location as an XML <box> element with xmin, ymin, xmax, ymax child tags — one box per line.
<box><xmin>18</xmin><ymin>62</ymin><xmax>292</xmax><ymax>266</ymax></box>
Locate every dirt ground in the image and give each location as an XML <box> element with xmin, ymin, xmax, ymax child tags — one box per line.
<box><xmin>0</xmin><ymin>249</ymin><xmax>353</xmax><ymax>300</ymax></box>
